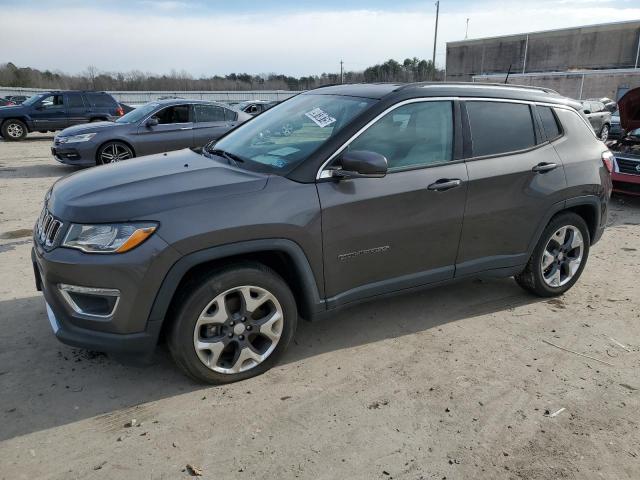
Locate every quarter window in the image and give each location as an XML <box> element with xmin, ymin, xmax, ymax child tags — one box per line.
<box><xmin>466</xmin><ymin>101</ymin><xmax>536</xmax><ymax>157</ymax></box>
<box><xmin>538</xmin><ymin>106</ymin><xmax>561</xmax><ymax>140</ymax></box>
<box><xmin>348</xmin><ymin>101</ymin><xmax>454</xmax><ymax>170</ymax></box>
<box><xmin>195</xmin><ymin>104</ymin><xmax>225</xmax><ymax>122</ymax></box>
<box><xmin>154</xmin><ymin>105</ymin><xmax>191</xmax><ymax>124</ymax></box>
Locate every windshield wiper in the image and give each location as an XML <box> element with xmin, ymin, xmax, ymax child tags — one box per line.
<box><xmin>207</xmin><ymin>148</ymin><xmax>245</xmax><ymax>167</ymax></box>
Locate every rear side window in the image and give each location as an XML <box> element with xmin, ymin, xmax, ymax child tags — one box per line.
<box><xmin>85</xmin><ymin>93</ymin><xmax>115</xmax><ymax>107</ymax></box>
<box><xmin>466</xmin><ymin>101</ymin><xmax>536</xmax><ymax>157</ymax></box>
<box><xmin>67</xmin><ymin>94</ymin><xmax>85</xmax><ymax>108</ymax></box>
<box><xmin>194</xmin><ymin>104</ymin><xmax>225</xmax><ymax>122</ymax></box>
<box><xmin>538</xmin><ymin>106</ymin><xmax>561</xmax><ymax>140</ymax></box>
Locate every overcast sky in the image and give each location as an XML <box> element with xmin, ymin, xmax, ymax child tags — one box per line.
<box><xmin>1</xmin><ymin>0</ymin><xmax>639</xmax><ymax>77</ymax></box>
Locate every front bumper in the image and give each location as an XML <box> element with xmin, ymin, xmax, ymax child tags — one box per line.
<box><xmin>51</xmin><ymin>143</ymin><xmax>97</xmax><ymax>167</ymax></box>
<box><xmin>32</xmin><ymin>233</ymin><xmax>180</xmax><ymax>360</ymax></box>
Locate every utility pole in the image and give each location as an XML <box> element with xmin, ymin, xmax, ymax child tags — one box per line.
<box><xmin>432</xmin><ymin>1</ymin><xmax>440</xmax><ymax>80</ymax></box>
<box><xmin>465</xmin><ymin>18</ymin><xmax>469</xmax><ymax>39</ymax></box>
<box><xmin>340</xmin><ymin>60</ymin><xmax>344</xmax><ymax>84</ymax></box>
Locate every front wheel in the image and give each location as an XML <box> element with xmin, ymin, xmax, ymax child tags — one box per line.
<box><xmin>96</xmin><ymin>141</ymin><xmax>134</xmax><ymax>165</ymax></box>
<box><xmin>515</xmin><ymin>212</ymin><xmax>590</xmax><ymax>297</ymax></box>
<box><xmin>1</xmin><ymin>119</ymin><xmax>28</xmax><ymax>141</ymax></box>
<box><xmin>167</xmin><ymin>263</ymin><xmax>297</xmax><ymax>384</ymax></box>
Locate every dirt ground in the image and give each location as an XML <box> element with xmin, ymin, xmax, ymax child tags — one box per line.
<box><xmin>0</xmin><ymin>135</ymin><xmax>639</xmax><ymax>480</ymax></box>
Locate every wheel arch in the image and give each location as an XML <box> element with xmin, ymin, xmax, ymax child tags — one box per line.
<box><xmin>150</xmin><ymin>239</ymin><xmax>325</xmax><ymax>342</ymax></box>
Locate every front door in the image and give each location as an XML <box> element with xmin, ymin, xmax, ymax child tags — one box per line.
<box><xmin>30</xmin><ymin>94</ymin><xmax>68</xmax><ymax>131</ymax></box>
<box><xmin>135</xmin><ymin>104</ymin><xmax>194</xmax><ymax>156</ymax></box>
<box><xmin>317</xmin><ymin>100</ymin><xmax>467</xmax><ymax>306</ymax></box>
<box><xmin>456</xmin><ymin>100</ymin><xmax>567</xmax><ymax>276</ymax></box>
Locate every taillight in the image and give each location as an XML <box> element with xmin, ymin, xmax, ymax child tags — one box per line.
<box><xmin>116</xmin><ymin>105</ymin><xmax>124</xmax><ymax>116</ymax></box>
<box><xmin>601</xmin><ymin>150</ymin><xmax>614</xmax><ymax>174</ymax></box>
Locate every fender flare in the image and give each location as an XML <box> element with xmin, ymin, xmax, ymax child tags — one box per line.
<box><xmin>146</xmin><ymin>239</ymin><xmax>326</xmax><ymax>330</ymax></box>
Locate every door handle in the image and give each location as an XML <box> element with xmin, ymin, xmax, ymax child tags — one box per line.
<box><xmin>532</xmin><ymin>162</ymin><xmax>558</xmax><ymax>173</ymax></box>
<box><xmin>180</xmin><ymin>127</ymin><xmax>192</xmax><ymax>130</ymax></box>
<box><xmin>427</xmin><ymin>178</ymin><xmax>462</xmax><ymax>191</ymax></box>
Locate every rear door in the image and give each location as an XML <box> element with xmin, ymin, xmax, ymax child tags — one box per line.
<box><xmin>317</xmin><ymin>99</ymin><xmax>468</xmax><ymax>305</ymax></box>
<box><xmin>135</xmin><ymin>103</ymin><xmax>194</xmax><ymax>155</ymax></box>
<box><xmin>30</xmin><ymin>94</ymin><xmax>68</xmax><ymax>131</ymax></box>
<box><xmin>456</xmin><ymin>100</ymin><xmax>567</xmax><ymax>276</ymax></box>
<box><xmin>65</xmin><ymin>92</ymin><xmax>88</xmax><ymax>126</ymax></box>
<box><xmin>193</xmin><ymin>104</ymin><xmax>230</xmax><ymax>146</ymax></box>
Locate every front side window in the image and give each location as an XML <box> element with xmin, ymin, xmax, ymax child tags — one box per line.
<box><xmin>348</xmin><ymin>101</ymin><xmax>454</xmax><ymax>170</ymax></box>
<box><xmin>466</xmin><ymin>101</ymin><xmax>536</xmax><ymax>157</ymax></box>
<box><xmin>154</xmin><ymin>105</ymin><xmax>191</xmax><ymax>124</ymax></box>
<box><xmin>211</xmin><ymin>94</ymin><xmax>375</xmax><ymax>173</ymax></box>
<box><xmin>39</xmin><ymin>94</ymin><xmax>64</xmax><ymax>109</ymax></box>
<box><xmin>195</xmin><ymin>104</ymin><xmax>225</xmax><ymax>122</ymax></box>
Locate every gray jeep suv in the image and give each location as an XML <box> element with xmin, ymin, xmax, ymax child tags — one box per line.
<box><xmin>32</xmin><ymin>83</ymin><xmax>612</xmax><ymax>384</ymax></box>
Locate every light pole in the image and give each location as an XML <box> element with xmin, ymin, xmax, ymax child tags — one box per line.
<box><xmin>432</xmin><ymin>1</ymin><xmax>440</xmax><ymax>80</ymax></box>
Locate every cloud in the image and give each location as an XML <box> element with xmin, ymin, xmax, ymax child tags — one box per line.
<box><xmin>0</xmin><ymin>2</ymin><xmax>638</xmax><ymax>77</ymax></box>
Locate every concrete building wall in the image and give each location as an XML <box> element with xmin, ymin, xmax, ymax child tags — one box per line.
<box><xmin>446</xmin><ymin>20</ymin><xmax>640</xmax><ymax>82</ymax></box>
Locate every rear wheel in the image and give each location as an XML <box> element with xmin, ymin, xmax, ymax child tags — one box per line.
<box><xmin>167</xmin><ymin>263</ymin><xmax>297</xmax><ymax>384</ymax></box>
<box><xmin>600</xmin><ymin>124</ymin><xmax>609</xmax><ymax>141</ymax></box>
<box><xmin>1</xmin><ymin>119</ymin><xmax>28</xmax><ymax>141</ymax></box>
<box><xmin>515</xmin><ymin>212</ymin><xmax>590</xmax><ymax>297</ymax></box>
<box><xmin>96</xmin><ymin>141</ymin><xmax>134</xmax><ymax>165</ymax></box>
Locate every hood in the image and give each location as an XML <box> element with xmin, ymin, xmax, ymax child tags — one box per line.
<box><xmin>618</xmin><ymin>87</ymin><xmax>640</xmax><ymax>131</ymax></box>
<box><xmin>0</xmin><ymin>105</ymin><xmax>25</xmax><ymax>116</ymax></box>
<box><xmin>58</xmin><ymin>121</ymin><xmax>121</xmax><ymax>137</ymax></box>
<box><xmin>48</xmin><ymin>149</ymin><xmax>268</xmax><ymax>223</ymax></box>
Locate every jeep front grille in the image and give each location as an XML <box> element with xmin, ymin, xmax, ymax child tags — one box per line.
<box><xmin>36</xmin><ymin>208</ymin><xmax>63</xmax><ymax>247</ymax></box>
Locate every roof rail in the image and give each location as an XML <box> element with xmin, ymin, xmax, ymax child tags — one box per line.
<box><xmin>410</xmin><ymin>81</ymin><xmax>559</xmax><ymax>95</ymax></box>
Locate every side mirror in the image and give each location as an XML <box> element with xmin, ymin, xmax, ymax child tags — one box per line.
<box><xmin>34</xmin><ymin>105</ymin><xmax>44</xmax><ymax>111</ymax></box>
<box><xmin>583</xmin><ymin>109</ymin><xmax>591</xmax><ymax>115</ymax></box>
<box><xmin>146</xmin><ymin>117</ymin><xmax>159</xmax><ymax>128</ymax></box>
<box><xmin>333</xmin><ymin>150</ymin><xmax>388</xmax><ymax>179</ymax></box>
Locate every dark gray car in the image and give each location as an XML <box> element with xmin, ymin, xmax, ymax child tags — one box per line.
<box><xmin>581</xmin><ymin>100</ymin><xmax>612</xmax><ymax>141</ymax></box>
<box><xmin>33</xmin><ymin>83</ymin><xmax>612</xmax><ymax>384</ymax></box>
<box><xmin>51</xmin><ymin>99</ymin><xmax>251</xmax><ymax>166</ymax></box>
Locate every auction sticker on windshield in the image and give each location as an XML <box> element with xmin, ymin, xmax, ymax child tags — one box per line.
<box><xmin>305</xmin><ymin>108</ymin><xmax>336</xmax><ymax>128</ymax></box>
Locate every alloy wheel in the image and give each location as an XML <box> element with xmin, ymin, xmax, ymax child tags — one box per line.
<box><xmin>600</xmin><ymin>125</ymin><xmax>609</xmax><ymax>142</ymax></box>
<box><xmin>100</xmin><ymin>143</ymin><xmax>132</xmax><ymax>163</ymax></box>
<box><xmin>540</xmin><ymin>225</ymin><xmax>584</xmax><ymax>288</ymax></box>
<box><xmin>6</xmin><ymin>123</ymin><xmax>24</xmax><ymax>138</ymax></box>
<box><xmin>193</xmin><ymin>285</ymin><xmax>284</xmax><ymax>374</ymax></box>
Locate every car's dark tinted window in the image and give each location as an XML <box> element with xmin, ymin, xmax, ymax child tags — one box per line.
<box><xmin>39</xmin><ymin>94</ymin><xmax>65</xmax><ymax>109</ymax></box>
<box><xmin>195</xmin><ymin>104</ymin><xmax>225</xmax><ymax>122</ymax></box>
<box><xmin>85</xmin><ymin>93</ymin><xmax>115</xmax><ymax>107</ymax></box>
<box><xmin>349</xmin><ymin>101</ymin><xmax>453</xmax><ymax>170</ymax></box>
<box><xmin>155</xmin><ymin>105</ymin><xmax>191</xmax><ymax>124</ymax></box>
<box><xmin>538</xmin><ymin>106</ymin><xmax>561</xmax><ymax>140</ymax></box>
<box><xmin>466</xmin><ymin>101</ymin><xmax>536</xmax><ymax>157</ymax></box>
<box><xmin>224</xmin><ymin>108</ymin><xmax>237</xmax><ymax>121</ymax></box>
<box><xmin>67</xmin><ymin>94</ymin><xmax>85</xmax><ymax>108</ymax></box>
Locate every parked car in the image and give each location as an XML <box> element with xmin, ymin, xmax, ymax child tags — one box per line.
<box><xmin>51</xmin><ymin>99</ymin><xmax>251</xmax><ymax>166</ymax></box>
<box><xmin>0</xmin><ymin>91</ymin><xmax>123</xmax><ymax>141</ymax></box>
<box><xmin>0</xmin><ymin>98</ymin><xmax>15</xmax><ymax>107</ymax></box>
<box><xmin>609</xmin><ymin>108</ymin><xmax>623</xmax><ymax>140</ymax></box>
<box><xmin>609</xmin><ymin>87</ymin><xmax>640</xmax><ymax>196</ymax></box>
<box><xmin>235</xmin><ymin>100</ymin><xmax>278</xmax><ymax>116</ymax></box>
<box><xmin>33</xmin><ymin>82</ymin><xmax>611</xmax><ymax>384</ymax></box>
<box><xmin>4</xmin><ymin>95</ymin><xmax>28</xmax><ymax>104</ymax></box>
<box><xmin>585</xmin><ymin>97</ymin><xmax>617</xmax><ymax>113</ymax></box>
<box><xmin>580</xmin><ymin>100</ymin><xmax>612</xmax><ymax>141</ymax></box>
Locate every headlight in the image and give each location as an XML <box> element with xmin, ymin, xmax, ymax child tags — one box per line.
<box><xmin>62</xmin><ymin>223</ymin><xmax>157</xmax><ymax>253</ymax></box>
<box><xmin>59</xmin><ymin>133</ymin><xmax>97</xmax><ymax>144</ymax></box>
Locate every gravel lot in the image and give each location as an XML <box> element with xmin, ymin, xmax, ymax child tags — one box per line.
<box><xmin>1</xmin><ymin>135</ymin><xmax>639</xmax><ymax>480</ymax></box>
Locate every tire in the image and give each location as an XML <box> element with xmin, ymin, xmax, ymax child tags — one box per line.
<box><xmin>167</xmin><ymin>263</ymin><xmax>298</xmax><ymax>384</ymax></box>
<box><xmin>515</xmin><ymin>212</ymin><xmax>590</xmax><ymax>297</ymax></box>
<box><xmin>1</xmin><ymin>119</ymin><xmax>28</xmax><ymax>141</ymax></box>
<box><xmin>96</xmin><ymin>141</ymin><xmax>134</xmax><ymax>165</ymax></box>
<box><xmin>599</xmin><ymin>124</ymin><xmax>609</xmax><ymax>142</ymax></box>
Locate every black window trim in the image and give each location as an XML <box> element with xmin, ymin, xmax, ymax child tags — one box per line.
<box><xmin>461</xmin><ymin>97</ymin><xmax>567</xmax><ymax>162</ymax></box>
<box><xmin>534</xmin><ymin>104</ymin><xmax>565</xmax><ymax>143</ymax></box>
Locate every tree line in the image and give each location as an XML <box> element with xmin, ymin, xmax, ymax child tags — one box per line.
<box><xmin>0</xmin><ymin>58</ymin><xmax>444</xmax><ymax>91</ymax></box>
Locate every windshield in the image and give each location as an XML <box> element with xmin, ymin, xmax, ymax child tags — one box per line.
<box><xmin>210</xmin><ymin>94</ymin><xmax>375</xmax><ymax>173</ymax></box>
<box><xmin>22</xmin><ymin>94</ymin><xmax>46</xmax><ymax>106</ymax></box>
<box><xmin>115</xmin><ymin>102</ymin><xmax>159</xmax><ymax>123</ymax></box>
